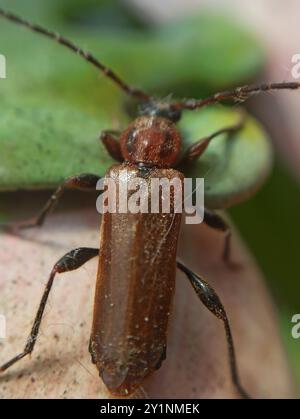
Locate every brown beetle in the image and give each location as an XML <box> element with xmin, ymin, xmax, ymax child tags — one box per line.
<box><xmin>0</xmin><ymin>7</ymin><xmax>299</xmax><ymax>398</ymax></box>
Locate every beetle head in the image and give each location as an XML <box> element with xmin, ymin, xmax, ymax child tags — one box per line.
<box><xmin>120</xmin><ymin>113</ymin><xmax>182</xmax><ymax>167</ymax></box>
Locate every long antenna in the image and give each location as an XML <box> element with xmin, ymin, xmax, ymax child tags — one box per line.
<box><xmin>170</xmin><ymin>82</ymin><xmax>300</xmax><ymax>111</ymax></box>
<box><xmin>0</xmin><ymin>8</ymin><xmax>150</xmax><ymax>101</ymax></box>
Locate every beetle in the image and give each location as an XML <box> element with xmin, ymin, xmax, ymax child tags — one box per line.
<box><xmin>0</xmin><ymin>8</ymin><xmax>299</xmax><ymax>398</ymax></box>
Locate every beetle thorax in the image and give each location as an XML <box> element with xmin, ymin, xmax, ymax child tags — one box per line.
<box><xmin>120</xmin><ymin>116</ymin><xmax>181</xmax><ymax>167</ymax></box>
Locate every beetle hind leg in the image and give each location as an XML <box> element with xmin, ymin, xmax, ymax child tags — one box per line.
<box><xmin>177</xmin><ymin>260</ymin><xmax>250</xmax><ymax>399</ymax></box>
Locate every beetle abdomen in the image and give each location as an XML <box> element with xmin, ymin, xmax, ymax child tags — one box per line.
<box><xmin>90</xmin><ymin>163</ymin><xmax>183</xmax><ymax>396</ymax></box>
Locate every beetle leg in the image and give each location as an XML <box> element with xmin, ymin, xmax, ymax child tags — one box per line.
<box><xmin>180</xmin><ymin>111</ymin><xmax>245</xmax><ymax>164</ymax></box>
<box><xmin>204</xmin><ymin>208</ymin><xmax>241</xmax><ymax>270</ymax></box>
<box><xmin>100</xmin><ymin>130</ymin><xmax>123</xmax><ymax>162</ymax></box>
<box><xmin>0</xmin><ymin>173</ymin><xmax>101</xmax><ymax>232</ymax></box>
<box><xmin>0</xmin><ymin>247</ymin><xmax>99</xmax><ymax>373</ymax></box>
<box><xmin>177</xmin><ymin>260</ymin><xmax>250</xmax><ymax>399</ymax></box>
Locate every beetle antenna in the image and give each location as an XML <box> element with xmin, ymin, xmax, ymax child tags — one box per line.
<box><xmin>170</xmin><ymin>81</ymin><xmax>300</xmax><ymax>111</ymax></box>
<box><xmin>0</xmin><ymin>8</ymin><xmax>150</xmax><ymax>101</ymax></box>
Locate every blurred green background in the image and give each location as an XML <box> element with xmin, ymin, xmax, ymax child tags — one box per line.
<box><xmin>0</xmin><ymin>0</ymin><xmax>299</xmax><ymax>392</ymax></box>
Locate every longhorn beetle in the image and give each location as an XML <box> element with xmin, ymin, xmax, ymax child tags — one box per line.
<box><xmin>0</xmin><ymin>8</ymin><xmax>299</xmax><ymax>398</ymax></box>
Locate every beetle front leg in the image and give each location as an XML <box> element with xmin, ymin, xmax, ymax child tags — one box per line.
<box><xmin>0</xmin><ymin>173</ymin><xmax>101</xmax><ymax>232</ymax></box>
<box><xmin>177</xmin><ymin>260</ymin><xmax>250</xmax><ymax>399</ymax></box>
<box><xmin>204</xmin><ymin>208</ymin><xmax>241</xmax><ymax>270</ymax></box>
<box><xmin>0</xmin><ymin>247</ymin><xmax>99</xmax><ymax>373</ymax></box>
<box><xmin>100</xmin><ymin>129</ymin><xmax>123</xmax><ymax>162</ymax></box>
<box><xmin>180</xmin><ymin>111</ymin><xmax>245</xmax><ymax>164</ymax></box>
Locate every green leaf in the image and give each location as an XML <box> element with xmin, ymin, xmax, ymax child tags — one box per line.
<box><xmin>155</xmin><ymin>13</ymin><xmax>264</xmax><ymax>94</ymax></box>
<box><xmin>0</xmin><ymin>0</ymin><xmax>265</xmax><ymax>191</ymax></box>
<box><xmin>229</xmin><ymin>161</ymin><xmax>300</xmax><ymax>309</ymax></box>
<box><xmin>0</xmin><ymin>100</ymin><xmax>117</xmax><ymax>190</ymax></box>
<box><xmin>180</xmin><ymin>107</ymin><xmax>273</xmax><ymax>209</ymax></box>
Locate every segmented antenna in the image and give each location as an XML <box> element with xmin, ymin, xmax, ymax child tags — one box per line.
<box><xmin>170</xmin><ymin>82</ymin><xmax>300</xmax><ymax>111</ymax></box>
<box><xmin>0</xmin><ymin>8</ymin><xmax>150</xmax><ymax>101</ymax></box>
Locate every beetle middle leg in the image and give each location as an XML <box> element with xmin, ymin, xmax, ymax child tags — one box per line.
<box><xmin>0</xmin><ymin>173</ymin><xmax>101</xmax><ymax>231</ymax></box>
<box><xmin>204</xmin><ymin>208</ymin><xmax>241</xmax><ymax>270</ymax></box>
<box><xmin>0</xmin><ymin>247</ymin><xmax>99</xmax><ymax>373</ymax></box>
<box><xmin>177</xmin><ymin>260</ymin><xmax>250</xmax><ymax>399</ymax></box>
